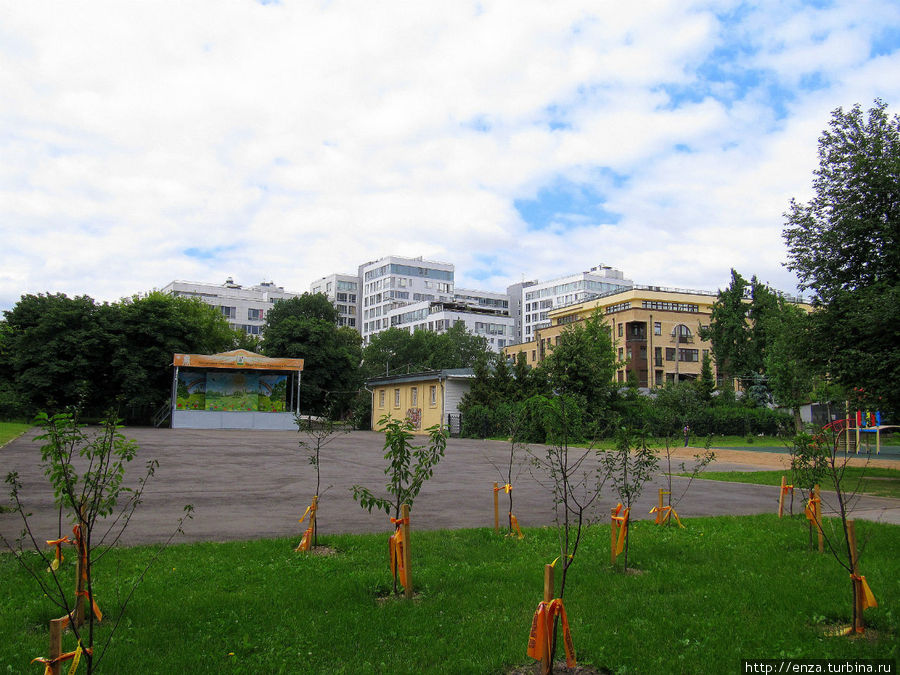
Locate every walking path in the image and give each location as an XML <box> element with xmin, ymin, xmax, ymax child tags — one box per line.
<box><xmin>2</xmin><ymin>428</ymin><xmax>897</xmax><ymax>547</ymax></box>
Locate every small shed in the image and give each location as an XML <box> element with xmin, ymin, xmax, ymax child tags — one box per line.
<box><xmin>171</xmin><ymin>349</ymin><xmax>304</xmax><ymax>430</ymax></box>
<box><xmin>367</xmin><ymin>368</ymin><xmax>474</xmax><ymax>434</ymax></box>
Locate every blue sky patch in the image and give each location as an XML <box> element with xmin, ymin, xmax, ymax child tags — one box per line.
<box><xmin>184</xmin><ymin>246</ymin><xmax>232</xmax><ymax>261</ymax></box>
<box><xmin>871</xmin><ymin>26</ymin><xmax>900</xmax><ymax>58</ymax></box>
<box><xmin>469</xmin><ymin>254</ymin><xmax>502</xmax><ymax>281</ymax></box>
<box><xmin>515</xmin><ymin>176</ymin><xmax>623</xmax><ymax>231</ymax></box>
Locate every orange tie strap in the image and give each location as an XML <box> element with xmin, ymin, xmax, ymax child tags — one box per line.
<box><xmin>850</xmin><ymin>574</ymin><xmax>878</xmax><ymax>611</ymax></box>
<box><xmin>75</xmin><ymin>590</ymin><xmax>103</xmax><ymax>623</ymax></box>
<box><xmin>294</xmin><ymin>527</ymin><xmax>313</xmax><ymax>552</ymax></box>
<box><xmin>508</xmin><ymin>513</ymin><xmax>525</xmax><ymax>540</ymax></box>
<box><xmin>805</xmin><ymin>495</ymin><xmax>821</xmax><ymax>523</ymax></box>
<box><xmin>388</xmin><ymin>523</ymin><xmax>408</xmax><ymax>588</ymax></box>
<box><xmin>611</xmin><ymin>505</ymin><xmax>630</xmax><ymax>555</ymax></box>
<box><xmin>781</xmin><ymin>483</ymin><xmax>794</xmax><ymax>494</ymax></box>
<box><xmin>526</xmin><ymin>598</ymin><xmax>576</xmax><ymax>668</ymax></box>
<box><xmin>298</xmin><ymin>497</ymin><xmax>318</xmax><ymax>524</ymax></box>
<box><xmin>45</xmin><ymin>536</ymin><xmax>71</xmax><ymax>572</ymax></box>
<box><xmin>493</xmin><ymin>483</ymin><xmax>513</xmax><ymax>494</ymax></box>
<box><xmin>32</xmin><ymin>644</ymin><xmax>92</xmax><ymax>675</ymax></box>
<box><xmin>649</xmin><ymin>505</ymin><xmax>685</xmax><ymax>528</ymax></box>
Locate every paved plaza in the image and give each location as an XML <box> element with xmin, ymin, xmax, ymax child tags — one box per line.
<box><xmin>2</xmin><ymin>427</ymin><xmax>898</xmax><ymax>547</ymax></box>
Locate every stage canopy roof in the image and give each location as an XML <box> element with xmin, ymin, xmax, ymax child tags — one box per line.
<box><xmin>173</xmin><ymin>349</ymin><xmax>303</xmax><ymax>372</ymax></box>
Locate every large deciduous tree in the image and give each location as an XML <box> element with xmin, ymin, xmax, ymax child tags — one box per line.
<box><xmin>539</xmin><ymin>309</ymin><xmax>617</xmax><ymax>416</ymax></box>
<box><xmin>261</xmin><ymin>293</ymin><xmax>362</xmax><ymax>416</ymax></box>
<box><xmin>1</xmin><ymin>292</ymin><xmax>234</xmax><ymax>419</ymax></box>
<box><xmin>106</xmin><ymin>292</ymin><xmax>235</xmax><ymax>411</ymax></box>
<box><xmin>359</xmin><ymin>322</ymin><xmax>489</xmax><ymax>380</ymax></box>
<box><xmin>783</xmin><ymin>100</ymin><xmax>900</xmax><ymax>411</ymax></box>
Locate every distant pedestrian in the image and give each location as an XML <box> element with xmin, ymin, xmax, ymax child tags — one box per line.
<box><xmin>683</xmin><ymin>424</ymin><xmax>690</xmax><ymax>447</ymax></box>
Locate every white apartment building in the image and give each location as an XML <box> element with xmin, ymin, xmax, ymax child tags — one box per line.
<box><xmin>388</xmin><ymin>299</ymin><xmax>515</xmax><ymax>352</ymax></box>
<box><xmin>505</xmin><ymin>279</ymin><xmax>538</xmax><ymax>344</ymax></box>
<box><xmin>521</xmin><ymin>265</ymin><xmax>633</xmax><ymax>342</ymax></box>
<box><xmin>161</xmin><ymin>278</ymin><xmax>300</xmax><ymax>335</ymax></box>
<box><xmin>309</xmin><ymin>273</ymin><xmax>359</xmax><ymax>329</ymax></box>
<box><xmin>359</xmin><ymin>255</ymin><xmax>455</xmax><ymax>343</ymax></box>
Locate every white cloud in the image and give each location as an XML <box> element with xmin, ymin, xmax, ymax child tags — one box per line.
<box><xmin>1</xmin><ymin>0</ymin><xmax>898</xmax><ymax>311</ymax></box>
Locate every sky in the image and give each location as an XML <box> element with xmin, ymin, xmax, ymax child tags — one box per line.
<box><xmin>2</xmin><ymin>1</ymin><xmax>899</xmax><ymax>312</ymax></box>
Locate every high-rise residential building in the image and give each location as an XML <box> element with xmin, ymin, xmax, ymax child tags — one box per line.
<box><xmin>520</xmin><ymin>265</ymin><xmax>633</xmax><ymax>342</ymax></box>
<box><xmin>358</xmin><ymin>255</ymin><xmax>455</xmax><ymax>343</ymax></box>
<box><xmin>309</xmin><ymin>273</ymin><xmax>359</xmax><ymax>328</ymax></box>
<box><xmin>505</xmin><ymin>279</ymin><xmax>537</xmax><ymax>344</ymax></box>
<box><xmin>160</xmin><ymin>278</ymin><xmax>299</xmax><ymax>336</ymax></box>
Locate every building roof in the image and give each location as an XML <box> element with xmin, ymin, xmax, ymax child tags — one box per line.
<box><xmin>366</xmin><ymin>368</ymin><xmax>474</xmax><ymax>387</ymax></box>
<box><xmin>173</xmin><ymin>349</ymin><xmax>304</xmax><ymax>372</ymax></box>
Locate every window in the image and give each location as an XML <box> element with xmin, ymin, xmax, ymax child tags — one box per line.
<box><xmin>220</xmin><ymin>306</ymin><xmax>236</xmax><ymax>319</ymax></box>
<box><xmin>243</xmin><ymin>324</ymin><xmax>261</xmax><ymax>335</ymax></box>
<box><xmin>379</xmin><ymin>390</ymin><xmax>385</xmax><ymax>408</ymax></box>
<box><xmin>655</xmin><ymin>370</ymin><xmax>663</xmax><ymax>386</ymax></box>
<box><xmin>618</xmin><ymin>323</ymin><xmax>623</xmax><ymax>337</ymax></box>
<box><xmin>430</xmin><ymin>385</ymin><xmax>437</xmax><ymax>406</ymax></box>
<box><xmin>411</xmin><ymin>387</ymin><xmax>418</xmax><ymax>407</ymax></box>
<box><xmin>248</xmin><ymin>308</ymin><xmax>264</xmax><ymax>321</ymax></box>
<box><xmin>666</xmin><ymin>347</ymin><xmax>676</xmax><ymax>361</ymax></box>
<box><xmin>394</xmin><ymin>389</ymin><xmax>400</xmax><ymax>408</ymax></box>
<box><xmin>618</xmin><ymin>347</ymin><xmax>624</xmax><ymax>361</ymax></box>
<box><xmin>655</xmin><ymin>347</ymin><xmax>663</xmax><ymax>366</ymax></box>
<box><xmin>654</xmin><ymin>322</ymin><xmax>661</xmax><ymax>336</ymax></box>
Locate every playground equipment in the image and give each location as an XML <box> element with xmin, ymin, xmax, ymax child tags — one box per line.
<box><xmin>828</xmin><ymin>407</ymin><xmax>897</xmax><ymax>454</ymax></box>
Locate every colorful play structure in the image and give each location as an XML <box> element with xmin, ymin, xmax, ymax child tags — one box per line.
<box><xmin>827</xmin><ymin>408</ymin><xmax>897</xmax><ymax>454</ymax></box>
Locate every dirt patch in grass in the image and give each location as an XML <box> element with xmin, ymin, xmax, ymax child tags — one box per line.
<box><xmin>674</xmin><ymin>446</ymin><xmax>898</xmax><ymax>471</ymax></box>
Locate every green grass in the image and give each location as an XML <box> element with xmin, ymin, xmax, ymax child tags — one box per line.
<box><xmin>682</xmin><ymin>468</ymin><xmax>900</xmax><ymax>500</ymax></box>
<box><xmin>1</xmin><ymin>516</ymin><xmax>897</xmax><ymax>673</ymax></box>
<box><xmin>0</xmin><ymin>421</ymin><xmax>30</xmax><ymax>447</ymax></box>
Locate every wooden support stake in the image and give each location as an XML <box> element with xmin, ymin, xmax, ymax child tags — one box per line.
<box><xmin>49</xmin><ymin>617</ymin><xmax>64</xmax><ymax>675</ymax></box>
<box><xmin>656</xmin><ymin>489</ymin><xmax>664</xmax><ymax>525</ymax></box>
<box><xmin>74</xmin><ymin>538</ymin><xmax>85</xmax><ymax>628</ymax></box>
<box><xmin>542</xmin><ymin>564</ymin><xmax>554</xmax><ymax>675</ymax></box>
<box><xmin>847</xmin><ymin>520</ymin><xmax>864</xmax><ymax>634</ymax></box>
<box><xmin>401</xmin><ymin>504</ymin><xmax>413</xmax><ymax>599</ymax></box>
<box><xmin>493</xmin><ymin>482</ymin><xmax>499</xmax><ymax>534</ymax></box>
<box><xmin>610</xmin><ymin>507</ymin><xmax>618</xmax><ymax>565</ymax></box>
<box><xmin>310</xmin><ymin>495</ymin><xmax>318</xmax><ymax>547</ymax></box>
<box><xmin>778</xmin><ymin>476</ymin><xmax>786</xmax><ymax>518</ymax></box>
<box><xmin>814</xmin><ymin>484</ymin><xmax>824</xmax><ymax>553</ymax></box>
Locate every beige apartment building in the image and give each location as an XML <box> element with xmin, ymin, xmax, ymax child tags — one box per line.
<box><xmin>504</xmin><ymin>285</ymin><xmax>719</xmax><ymax>389</ymax></box>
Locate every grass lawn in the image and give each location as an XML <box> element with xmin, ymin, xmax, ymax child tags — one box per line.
<box><xmin>1</xmin><ymin>516</ymin><xmax>896</xmax><ymax>673</ymax></box>
<box><xmin>682</xmin><ymin>467</ymin><xmax>900</xmax><ymax>500</ymax></box>
<box><xmin>0</xmin><ymin>421</ymin><xmax>30</xmax><ymax>447</ymax></box>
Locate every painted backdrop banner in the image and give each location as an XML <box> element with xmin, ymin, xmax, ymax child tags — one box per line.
<box><xmin>205</xmin><ymin>372</ymin><xmax>260</xmax><ymax>412</ymax></box>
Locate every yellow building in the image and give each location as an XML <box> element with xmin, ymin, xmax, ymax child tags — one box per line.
<box><xmin>504</xmin><ymin>286</ymin><xmax>719</xmax><ymax>389</ymax></box>
<box><xmin>367</xmin><ymin>368</ymin><xmax>474</xmax><ymax>434</ymax></box>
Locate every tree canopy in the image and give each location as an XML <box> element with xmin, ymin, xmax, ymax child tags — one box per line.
<box><xmin>783</xmin><ymin>100</ymin><xmax>900</xmax><ymax>412</ymax></box>
<box><xmin>261</xmin><ymin>293</ymin><xmax>362</xmax><ymax>416</ymax></box>
<box><xmin>0</xmin><ymin>292</ymin><xmax>234</xmax><ymax>418</ymax></box>
<box><xmin>359</xmin><ymin>322</ymin><xmax>489</xmax><ymax>380</ymax></box>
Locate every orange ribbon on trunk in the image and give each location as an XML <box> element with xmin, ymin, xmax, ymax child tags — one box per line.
<box><xmin>851</xmin><ymin>574</ymin><xmax>878</xmax><ymax>611</ymax></box>
<box><xmin>389</xmin><ymin>517</ymin><xmax>409</xmax><ymax>588</ymax></box>
<box><xmin>526</xmin><ymin>598</ymin><xmax>576</xmax><ymax>668</ymax></box>
<box><xmin>611</xmin><ymin>503</ymin><xmax>630</xmax><ymax>555</ymax></box>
